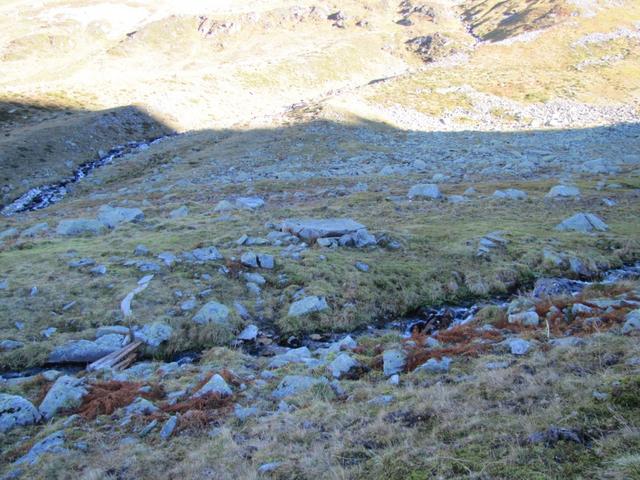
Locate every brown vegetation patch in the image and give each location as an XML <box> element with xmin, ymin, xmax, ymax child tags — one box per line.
<box><xmin>77</xmin><ymin>381</ymin><xmax>165</xmax><ymax>420</ymax></box>
<box><xmin>405</xmin><ymin>343</ymin><xmax>491</xmax><ymax>372</ymax></box>
<box><xmin>162</xmin><ymin>393</ymin><xmax>234</xmax><ymax>432</ymax></box>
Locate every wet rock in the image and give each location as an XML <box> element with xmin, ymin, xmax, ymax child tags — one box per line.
<box><xmin>546</xmin><ymin>185</ymin><xmax>580</xmax><ymax>198</ymax></box>
<box><xmin>383</xmin><ymin>349</ymin><xmax>406</xmax><ymax>376</ymax></box>
<box><xmin>39</xmin><ymin>375</ymin><xmax>87</xmax><ymax>420</ymax></box>
<box><xmin>415</xmin><ymin>356</ymin><xmax>451</xmax><ymax>373</ymax></box>
<box><xmin>288</xmin><ymin>296</ymin><xmax>329</xmax><ymax>316</ymax></box>
<box><xmin>555</xmin><ymin>213</ymin><xmax>608</xmax><ymax>233</ymax></box>
<box><xmin>533</xmin><ymin>277</ymin><xmax>584</xmax><ymax>298</ymax></box>
<box><xmin>194</xmin><ymin>374</ymin><xmax>232</xmax><ymax>397</ymax></box>
<box><xmin>0</xmin><ymin>394</ymin><xmax>40</xmax><ymax>433</ymax></box>
<box><xmin>281</xmin><ymin>218</ymin><xmax>365</xmax><ymax>240</ymax></box>
<box><xmin>56</xmin><ymin>219</ymin><xmax>106</xmax><ymax>236</ymax></box>
<box><xmin>271</xmin><ymin>375</ymin><xmax>328</xmax><ymax>399</ymax></box>
<box><xmin>192</xmin><ymin>301</ymin><xmax>230</xmax><ymax>325</ymax></box>
<box><xmin>14</xmin><ymin>431</ymin><xmax>66</xmax><ymax>466</ymax></box>
<box><xmin>407</xmin><ymin>183</ymin><xmax>441</xmax><ymax>200</ymax></box>
<box><xmin>97</xmin><ymin>205</ymin><xmax>144</xmax><ymax>228</ymax></box>
<box><xmin>48</xmin><ymin>339</ymin><xmax>121</xmax><ymax>363</ymax></box>
<box><xmin>622</xmin><ymin>309</ymin><xmax>640</xmax><ymax>334</ymax></box>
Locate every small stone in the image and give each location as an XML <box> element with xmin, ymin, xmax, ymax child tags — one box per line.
<box><xmin>39</xmin><ymin>375</ymin><xmax>87</xmax><ymax>420</ymax></box>
<box><xmin>90</xmin><ymin>264</ymin><xmax>107</xmax><ymax>275</ymax></box>
<box><xmin>622</xmin><ymin>309</ymin><xmax>640</xmax><ymax>334</ymax></box>
<box><xmin>271</xmin><ymin>375</ymin><xmax>328</xmax><ymax>399</ymax></box>
<box><xmin>508</xmin><ymin>311</ymin><xmax>540</xmax><ymax>327</ymax></box>
<box><xmin>14</xmin><ymin>431</ymin><xmax>66</xmax><ymax>466</ymax></box>
<box><xmin>125</xmin><ymin>397</ymin><xmax>158</xmax><ymax>415</ymax></box>
<box><xmin>493</xmin><ymin>189</ymin><xmax>527</xmax><ymax>200</ymax></box>
<box><xmin>507</xmin><ymin>338</ymin><xmax>531</xmax><ymax>355</ymax></box>
<box><xmin>235</xmin><ymin>197</ymin><xmax>265</xmax><ymax>210</ymax></box>
<box><xmin>288</xmin><ymin>296</ymin><xmax>329</xmax><ymax>316</ymax></box>
<box><xmin>238</xmin><ymin>324</ymin><xmax>259</xmax><ymax>341</ymax></box>
<box><xmin>192</xmin><ymin>301</ymin><xmax>230</xmax><ymax>326</ymax></box>
<box><xmin>57</xmin><ymin>218</ymin><xmax>106</xmax><ymax>236</ymax></box>
<box><xmin>546</xmin><ymin>185</ymin><xmax>580</xmax><ymax>198</ymax></box>
<box><xmin>383</xmin><ymin>349</ymin><xmax>406</xmax><ymax>376</ymax></box>
<box><xmin>415</xmin><ymin>356</ymin><xmax>451</xmax><ymax>373</ymax></box>
<box><xmin>169</xmin><ymin>206</ymin><xmax>189</xmax><ymax>218</ymax></box>
<box><xmin>407</xmin><ymin>183</ymin><xmax>441</xmax><ymax>200</ymax></box>
<box><xmin>97</xmin><ymin>205</ymin><xmax>144</xmax><ymax>228</ymax></box>
<box><xmin>160</xmin><ymin>416</ymin><xmax>178</xmax><ymax>439</ymax></box>
<box><xmin>555</xmin><ymin>213</ymin><xmax>608</xmax><ymax>233</ymax></box>
<box><xmin>194</xmin><ymin>374</ymin><xmax>232</xmax><ymax>397</ymax></box>
<box><xmin>0</xmin><ymin>339</ymin><xmax>24</xmax><ymax>351</ymax></box>
<box><xmin>355</xmin><ymin>261</ymin><xmax>369</xmax><ymax>272</ymax></box>
<box><xmin>0</xmin><ymin>394</ymin><xmax>40</xmax><ymax>433</ymax></box>
<box><xmin>388</xmin><ymin>374</ymin><xmax>400</xmax><ymax>385</ymax></box>
<box><xmin>134</xmin><ymin>244</ymin><xmax>150</xmax><ymax>256</ymax></box>
<box><xmin>328</xmin><ymin>353</ymin><xmax>361</xmax><ymax>379</ymax></box>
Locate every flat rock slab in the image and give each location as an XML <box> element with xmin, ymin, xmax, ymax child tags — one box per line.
<box><xmin>281</xmin><ymin>218</ymin><xmax>365</xmax><ymax>240</ymax></box>
<box><xmin>556</xmin><ymin>213</ymin><xmax>608</xmax><ymax>233</ymax></box>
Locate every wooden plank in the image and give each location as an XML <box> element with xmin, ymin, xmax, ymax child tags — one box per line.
<box><xmin>87</xmin><ymin>341</ymin><xmax>142</xmax><ymax>372</ymax></box>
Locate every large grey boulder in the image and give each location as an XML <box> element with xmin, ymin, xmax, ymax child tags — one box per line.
<box><xmin>268</xmin><ymin>347</ymin><xmax>316</xmax><ymax>368</ymax></box>
<box><xmin>281</xmin><ymin>218</ymin><xmax>365</xmax><ymax>240</ymax></box>
<box><xmin>288</xmin><ymin>296</ymin><xmax>329</xmax><ymax>316</ymax></box>
<box><xmin>194</xmin><ymin>374</ymin><xmax>232</xmax><ymax>397</ymax></box>
<box><xmin>97</xmin><ymin>205</ymin><xmax>144</xmax><ymax>228</ymax></box>
<box><xmin>533</xmin><ymin>277</ymin><xmax>584</xmax><ymax>298</ymax></box>
<box><xmin>622</xmin><ymin>310</ymin><xmax>640</xmax><ymax>334</ymax></box>
<box><xmin>14</xmin><ymin>431</ymin><xmax>66</xmax><ymax>466</ymax></box>
<box><xmin>546</xmin><ymin>185</ymin><xmax>580</xmax><ymax>198</ymax></box>
<box><xmin>0</xmin><ymin>394</ymin><xmax>40</xmax><ymax>433</ymax></box>
<box><xmin>407</xmin><ymin>184</ymin><xmax>441</xmax><ymax>200</ymax></box>
<box><xmin>555</xmin><ymin>213</ymin><xmax>608</xmax><ymax>233</ymax></box>
<box><xmin>192</xmin><ymin>301</ymin><xmax>230</xmax><ymax>325</ymax></box>
<box><xmin>48</xmin><ymin>338</ymin><xmax>122</xmax><ymax>363</ymax></box>
<box><xmin>271</xmin><ymin>375</ymin><xmax>329</xmax><ymax>399</ymax></box>
<box><xmin>383</xmin><ymin>349</ymin><xmax>406</xmax><ymax>376</ymax></box>
<box><xmin>39</xmin><ymin>375</ymin><xmax>87</xmax><ymax>420</ymax></box>
<box><xmin>56</xmin><ymin>219</ymin><xmax>106</xmax><ymax>236</ymax></box>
